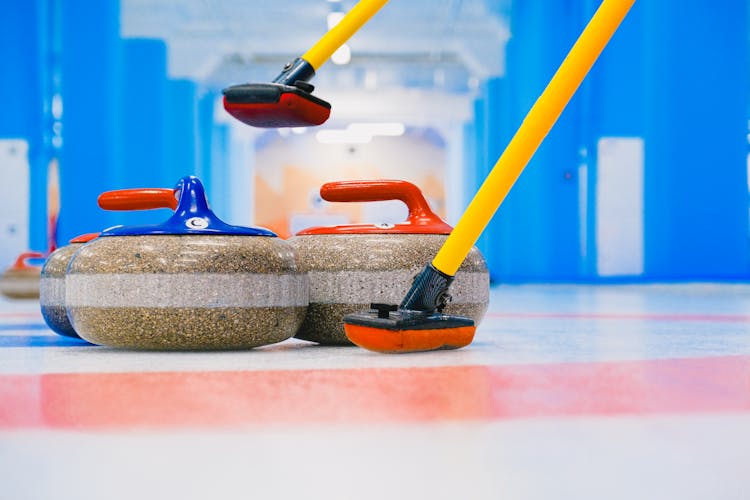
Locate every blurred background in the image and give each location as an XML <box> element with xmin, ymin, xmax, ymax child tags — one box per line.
<box><xmin>0</xmin><ymin>0</ymin><xmax>747</xmax><ymax>283</ymax></box>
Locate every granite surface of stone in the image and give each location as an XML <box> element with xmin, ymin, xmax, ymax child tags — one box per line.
<box><xmin>41</xmin><ymin>305</ymin><xmax>79</xmax><ymax>338</ymax></box>
<box><xmin>41</xmin><ymin>244</ymin><xmax>81</xmax><ymax>276</ymax></box>
<box><xmin>290</xmin><ymin>234</ymin><xmax>486</xmax><ymax>273</ymax></box>
<box><xmin>66</xmin><ymin>235</ymin><xmax>307</xmax><ymax>350</ymax></box>
<box><xmin>40</xmin><ymin>243</ymin><xmax>83</xmax><ymax>337</ymax></box>
<box><xmin>69</xmin><ymin>235</ymin><xmax>300</xmax><ymax>275</ymax></box>
<box><xmin>288</xmin><ymin>234</ymin><xmax>489</xmax><ymax>345</ymax></box>
<box><xmin>70</xmin><ymin>306</ymin><xmax>306</xmax><ymax>350</ymax></box>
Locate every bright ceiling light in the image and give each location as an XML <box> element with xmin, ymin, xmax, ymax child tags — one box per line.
<box><xmin>327</xmin><ymin>12</ymin><xmax>350</xmax><ymax>65</ymax></box>
<box><xmin>291</xmin><ymin>127</ymin><xmax>307</xmax><ymax>134</ymax></box>
<box><xmin>51</xmin><ymin>94</ymin><xmax>63</xmax><ymax>119</ymax></box>
<box><xmin>348</xmin><ymin>122</ymin><xmax>405</xmax><ymax>136</ymax></box>
<box><xmin>315</xmin><ymin>123</ymin><xmax>407</xmax><ymax>144</ymax></box>
<box><xmin>316</xmin><ymin>129</ymin><xmax>372</xmax><ymax>144</ymax></box>
<box><xmin>364</xmin><ymin>70</ymin><xmax>377</xmax><ymax>90</ymax></box>
<box><xmin>331</xmin><ymin>44</ymin><xmax>351</xmax><ymax>65</ymax></box>
<box><xmin>326</xmin><ymin>11</ymin><xmax>345</xmax><ymax>29</ymax></box>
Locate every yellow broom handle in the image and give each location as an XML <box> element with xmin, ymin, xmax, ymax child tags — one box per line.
<box><xmin>432</xmin><ymin>0</ymin><xmax>636</xmax><ymax>276</ymax></box>
<box><xmin>302</xmin><ymin>0</ymin><xmax>389</xmax><ymax>70</ymax></box>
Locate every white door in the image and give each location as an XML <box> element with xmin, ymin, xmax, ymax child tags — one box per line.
<box><xmin>0</xmin><ymin>139</ymin><xmax>30</xmax><ymax>267</ymax></box>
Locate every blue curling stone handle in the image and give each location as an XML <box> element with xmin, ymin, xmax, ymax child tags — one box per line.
<box><xmin>101</xmin><ymin>176</ymin><xmax>276</xmax><ymax>237</ymax></box>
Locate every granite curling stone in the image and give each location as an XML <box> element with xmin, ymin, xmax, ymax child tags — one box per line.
<box><xmin>0</xmin><ymin>252</ymin><xmax>45</xmax><ymax>299</ymax></box>
<box><xmin>66</xmin><ymin>176</ymin><xmax>307</xmax><ymax>350</ymax></box>
<box><xmin>288</xmin><ymin>179</ymin><xmax>489</xmax><ymax>346</ymax></box>
<box><xmin>40</xmin><ymin>184</ymin><xmax>180</xmax><ymax>338</ymax></box>
<box><xmin>40</xmin><ymin>233</ymin><xmax>98</xmax><ymax>338</ymax></box>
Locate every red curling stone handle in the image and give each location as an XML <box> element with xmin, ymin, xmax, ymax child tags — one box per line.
<box><xmin>320</xmin><ymin>180</ymin><xmax>450</xmax><ymax>230</ymax></box>
<box><xmin>98</xmin><ymin>188</ymin><xmax>178</xmax><ymax>211</ymax></box>
<box><xmin>12</xmin><ymin>251</ymin><xmax>45</xmax><ymax>270</ymax></box>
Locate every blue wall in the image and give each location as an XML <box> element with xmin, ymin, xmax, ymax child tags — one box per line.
<box><xmin>0</xmin><ymin>0</ymin><xmax>53</xmax><ymax>252</ymax></box>
<box><xmin>474</xmin><ymin>0</ymin><xmax>749</xmax><ymax>281</ymax></box>
<box><xmin>5</xmin><ymin>0</ymin><xmax>750</xmax><ymax>280</ymax></box>
<box><xmin>0</xmin><ymin>0</ymin><xmax>205</xmax><ymax>245</ymax></box>
<box><xmin>53</xmin><ymin>0</ymin><xmax>204</xmax><ymax>242</ymax></box>
<box><xmin>641</xmin><ymin>2</ymin><xmax>749</xmax><ymax>279</ymax></box>
<box><xmin>165</xmin><ymin>79</ymin><xmax>199</xmax><ymax>186</ymax></box>
<box><xmin>58</xmin><ymin>0</ymin><xmax>123</xmax><ymax>240</ymax></box>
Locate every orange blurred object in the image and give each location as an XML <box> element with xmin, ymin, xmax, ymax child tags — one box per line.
<box><xmin>0</xmin><ymin>252</ymin><xmax>44</xmax><ymax>299</ymax></box>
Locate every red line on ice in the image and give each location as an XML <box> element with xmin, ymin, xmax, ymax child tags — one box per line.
<box><xmin>1</xmin><ymin>355</ymin><xmax>748</xmax><ymax>430</ymax></box>
<box><xmin>486</xmin><ymin>311</ymin><xmax>750</xmax><ymax>323</ymax></box>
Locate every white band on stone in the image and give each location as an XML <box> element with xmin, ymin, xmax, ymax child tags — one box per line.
<box><xmin>66</xmin><ymin>273</ymin><xmax>309</xmax><ymax>308</ymax></box>
<box><xmin>40</xmin><ymin>277</ymin><xmax>66</xmax><ymax>306</ymax></box>
<box><xmin>306</xmin><ymin>270</ymin><xmax>489</xmax><ymax>304</ymax></box>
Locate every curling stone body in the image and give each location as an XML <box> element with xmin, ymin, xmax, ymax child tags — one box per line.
<box><xmin>0</xmin><ymin>252</ymin><xmax>44</xmax><ymax>299</ymax></box>
<box><xmin>0</xmin><ymin>268</ymin><xmax>42</xmax><ymax>299</ymax></box>
<box><xmin>66</xmin><ymin>176</ymin><xmax>307</xmax><ymax>350</ymax></box>
<box><xmin>40</xmin><ymin>242</ymin><xmax>87</xmax><ymax>337</ymax></box>
<box><xmin>40</xmin><ymin>187</ymin><xmax>179</xmax><ymax>338</ymax></box>
<box><xmin>67</xmin><ymin>235</ymin><xmax>307</xmax><ymax>350</ymax></box>
<box><xmin>288</xmin><ymin>179</ymin><xmax>490</xmax><ymax>346</ymax></box>
<box><xmin>289</xmin><ymin>233</ymin><xmax>488</xmax><ymax>345</ymax></box>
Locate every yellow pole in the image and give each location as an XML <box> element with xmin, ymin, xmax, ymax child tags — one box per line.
<box><xmin>432</xmin><ymin>0</ymin><xmax>636</xmax><ymax>276</ymax></box>
<box><xmin>302</xmin><ymin>0</ymin><xmax>389</xmax><ymax>71</ymax></box>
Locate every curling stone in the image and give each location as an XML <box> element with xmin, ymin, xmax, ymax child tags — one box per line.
<box><xmin>66</xmin><ymin>176</ymin><xmax>308</xmax><ymax>350</ymax></box>
<box><xmin>40</xmin><ymin>186</ymin><xmax>180</xmax><ymax>338</ymax></box>
<box><xmin>40</xmin><ymin>233</ymin><xmax>99</xmax><ymax>337</ymax></box>
<box><xmin>0</xmin><ymin>252</ymin><xmax>45</xmax><ymax>299</ymax></box>
<box><xmin>288</xmin><ymin>179</ymin><xmax>489</xmax><ymax>345</ymax></box>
